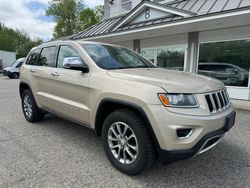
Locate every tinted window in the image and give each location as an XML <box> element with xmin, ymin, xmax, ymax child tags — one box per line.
<box><xmin>82</xmin><ymin>44</ymin><xmax>154</xmax><ymax>70</ymax></box>
<box><xmin>57</xmin><ymin>45</ymin><xmax>84</xmax><ymax>68</ymax></box>
<box><xmin>38</xmin><ymin>46</ymin><xmax>57</xmax><ymax>67</ymax></box>
<box><xmin>26</xmin><ymin>49</ymin><xmax>41</xmax><ymax>65</ymax></box>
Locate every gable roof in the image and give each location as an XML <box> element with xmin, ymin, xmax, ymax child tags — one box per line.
<box><xmin>112</xmin><ymin>0</ymin><xmax>195</xmax><ymax>31</ymax></box>
<box><xmin>71</xmin><ymin>0</ymin><xmax>250</xmax><ymax>40</ymax></box>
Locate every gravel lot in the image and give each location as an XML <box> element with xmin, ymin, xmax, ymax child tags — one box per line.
<box><xmin>0</xmin><ymin>76</ymin><xmax>249</xmax><ymax>188</ymax></box>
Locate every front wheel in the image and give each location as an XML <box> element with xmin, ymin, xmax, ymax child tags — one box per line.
<box><xmin>102</xmin><ymin>109</ymin><xmax>155</xmax><ymax>175</ymax></box>
<box><xmin>12</xmin><ymin>72</ymin><xmax>19</xmax><ymax>79</ymax></box>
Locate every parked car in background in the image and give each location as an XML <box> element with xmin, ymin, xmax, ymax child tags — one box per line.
<box><xmin>198</xmin><ymin>63</ymin><xmax>249</xmax><ymax>87</ymax></box>
<box><xmin>3</xmin><ymin>58</ymin><xmax>26</xmax><ymax>79</ymax></box>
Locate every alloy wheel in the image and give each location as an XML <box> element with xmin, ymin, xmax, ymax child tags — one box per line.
<box><xmin>107</xmin><ymin>122</ymin><xmax>138</xmax><ymax>164</ymax></box>
<box><xmin>23</xmin><ymin>95</ymin><xmax>33</xmax><ymax>118</ymax></box>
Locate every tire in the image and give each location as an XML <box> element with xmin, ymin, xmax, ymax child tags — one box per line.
<box><xmin>12</xmin><ymin>73</ymin><xmax>19</xmax><ymax>79</ymax></box>
<box><xmin>21</xmin><ymin>90</ymin><xmax>44</xmax><ymax>122</ymax></box>
<box><xmin>102</xmin><ymin>109</ymin><xmax>156</xmax><ymax>175</ymax></box>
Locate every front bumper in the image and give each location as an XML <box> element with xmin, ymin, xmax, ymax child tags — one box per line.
<box><xmin>143</xmin><ymin>104</ymin><xmax>235</xmax><ymax>164</ymax></box>
<box><xmin>3</xmin><ymin>70</ymin><xmax>10</xmax><ymax>76</ymax></box>
<box><xmin>158</xmin><ymin>111</ymin><xmax>235</xmax><ymax>164</ymax></box>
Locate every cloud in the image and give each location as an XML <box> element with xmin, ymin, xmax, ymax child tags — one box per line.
<box><xmin>83</xmin><ymin>0</ymin><xmax>103</xmax><ymax>8</ymax></box>
<box><xmin>0</xmin><ymin>0</ymin><xmax>55</xmax><ymax>40</ymax></box>
<box><xmin>0</xmin><ymin>0</ymin><xmax>104</xmax><ymax>40</ymax></box>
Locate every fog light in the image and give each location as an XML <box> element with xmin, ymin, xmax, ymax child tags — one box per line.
<box><xmin>177</xmin><ymin>128</ymin><xmax>193</xmax><ymax>138</ymax></box>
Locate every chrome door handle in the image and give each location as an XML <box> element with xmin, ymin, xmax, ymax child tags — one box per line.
<box><xmin>30</xmin><ymin>69</ymin><xmax>36</xmax><ymax>73</ymax></box>
<box><xmin>51</xmin><ymin>72</ymin><xmax>59</xmax><ymax>76</ymax></box>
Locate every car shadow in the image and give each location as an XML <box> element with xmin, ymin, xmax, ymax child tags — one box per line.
<box><xmin>37</xmin><ymin>114</ymin><xmax>249</xmax><ymax>187</ymax></box>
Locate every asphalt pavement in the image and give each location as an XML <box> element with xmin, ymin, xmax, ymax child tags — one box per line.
<box><xmin>0</xmin><ymin>76</ymin><xmax>249</xmax><ymax>188</ymax></box>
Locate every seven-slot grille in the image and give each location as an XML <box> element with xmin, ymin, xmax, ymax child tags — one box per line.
<box><xmin>205</xmin><ymin>90</ymin><xmax>231</xmax><ymax>113</ymax></box>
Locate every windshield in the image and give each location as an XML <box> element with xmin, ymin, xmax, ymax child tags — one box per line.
<box><xmin>82</xmin><ymin>43</ymin><xmax>155</xmax><ymax>70</ymax></box>
<box><xmin>10</xmin><ymin>61</ymin><xmax>17</xmax><ymax>67</ymax></box>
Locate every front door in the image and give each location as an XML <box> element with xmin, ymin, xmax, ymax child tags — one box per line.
<box><xmin>46</xmin><ymin>44</ymin><xmax>90</xmax><ymax>125</ymax></box>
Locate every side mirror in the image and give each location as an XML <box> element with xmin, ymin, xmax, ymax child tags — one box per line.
<box><xmin>63</xmin><ymin>57</ymin><xmax>89</xmax><ymax>73</ymax></box>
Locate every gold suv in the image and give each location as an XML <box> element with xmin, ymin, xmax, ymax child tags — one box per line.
<box><xmin>19</xmin><ymin>40</ymin><xmax>236</xmax><ymax>175</ymax></box>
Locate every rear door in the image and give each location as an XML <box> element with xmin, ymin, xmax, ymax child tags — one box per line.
<box><xmin>43</xmin><ymin>44</ymin><xmax>91</xmax><ymax>125</ymax></box>
<box><xmin>24</xmin><ymin>49</ymin><xmax>42</xmax><ymax>102</ymax></box>
<box><xmin>33</xmin><ymin>46</ymin><xmax>60</xmax><ymax>110</ymax></box>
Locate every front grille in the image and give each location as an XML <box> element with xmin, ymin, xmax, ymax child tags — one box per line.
<box><xmin>205</xmin><ymin>90</ymin><xmax>231</xmax><ymax>113</ymax></box>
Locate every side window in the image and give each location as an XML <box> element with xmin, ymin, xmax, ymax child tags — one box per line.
<box><xmin>57</xmin><ymin>45</ymin><xmax>84</xmax><ymax>68</ymax></box>
<box><xmin>26</xmin><ymin>49</ymin><xmax>41</xmax><ymax>65</ymax></box>
<box><xmin>38</xmin><ymin>46</ymin><xmax>57</xmax><ymax>67</ymax></box>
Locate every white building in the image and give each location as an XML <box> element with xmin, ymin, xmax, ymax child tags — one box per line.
<box><xmin>71</xmin><ymin>0</ymin><xmax>250</xmax><ymax>101</ymax></box>
<box><xmin>0</xmin><ymin>50</ymin><xmax>16</xmax><ymax>70</ymax></box>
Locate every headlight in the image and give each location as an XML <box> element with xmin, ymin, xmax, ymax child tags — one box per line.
<box><xmin>158</xmin><ymin>93</ymin><xmax>198</xmax><ymax>107</ymax></box>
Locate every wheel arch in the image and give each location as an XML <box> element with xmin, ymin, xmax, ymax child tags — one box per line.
<box><xmin>95</xmin><ymin>98</ymin><xmax>160</xmax><ymax>149</ymax></box>
<box><xmin>19</xmin><ymin>82</ymin><xmax>31</xmax><ymax>97</ymax></box>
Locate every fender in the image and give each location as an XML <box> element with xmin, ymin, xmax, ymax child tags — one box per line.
<box><xmin>95</xmin><ymin>98</ymin><xmax>161</xmax><ymax>149</ymax></box>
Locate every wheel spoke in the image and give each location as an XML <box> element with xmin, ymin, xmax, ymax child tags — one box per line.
<box><xmin>127</xmin><ymin>144</ymin><xmax>137</xmax><ymax>151</ymax></box>
<box><xmin>126</xmin><ymin>148</ymin><xmax>135</xmax><ymax>160</ymax></box>
<box><xmin>110</xmin><ymin>127</ymin><xmax>118</xmax><ymax>138</ymax></box>
<box><xmin>127</xmin><ymin>134</ymin><xmax>135</xmax><ymax>141</ymax></box>
<box><xmin>116</xmin><ymin>123</ymin><xmax>123</xmax><ymax>136</ymax></box>
<box><xmin>117</xmin><ymin>147</ymin><xmax>121</xmax><ymax>159</ymax></box>
<box><xmin>122</xmin><ymin>126</ymin><xmax>128</xmax><ymax>137</ymax></box>
<box><xmin>111</xmin><ymin>144</ymin><xmax>119</xmax><ymax>149</ymax></box>
<box><xmin>123</xmin><ymin>148</ymin><xmax>127</xmax><ymax>164</ymax></box>
<box><xmin>108</xmin><ymin>136</ymin><xmax>118</xmax><ymax>141</ymax></box>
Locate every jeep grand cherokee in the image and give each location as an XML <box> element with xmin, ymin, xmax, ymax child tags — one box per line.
<box><xmin>19</xmin><ymin>40</ymin><xmax>236</xmax><ymax>175</ymax></box>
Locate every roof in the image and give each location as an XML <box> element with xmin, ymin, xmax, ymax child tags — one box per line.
<box><xmin>71</xmin><ymin>0</ymin><xmax>250</xmax><ymax>40</ymax></box>
<box><xmin>0</xmin><ymin>50</ymin><xmax>16</xmax><ymax>54</ymax></box>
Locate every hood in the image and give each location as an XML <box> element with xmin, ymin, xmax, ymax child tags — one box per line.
<box><xmin>107</xmin><ymin>68</ymin><xmax>225</xmax><ymax>93</ymax></box>
<box><xmin>3</xmin><ymin>67</ymin><xmax>11</xmax><ymax>71</ymax></box>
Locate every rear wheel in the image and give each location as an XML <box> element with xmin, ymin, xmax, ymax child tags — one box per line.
<box><xmin>21</xmin><ymin>90</ymin><xmax>44</xmax><ymax>122</ymax></box>
<box><xmin>102</xmin><ymin>109</ymin><xmax>155</xmax><ymax>175</ymax></box>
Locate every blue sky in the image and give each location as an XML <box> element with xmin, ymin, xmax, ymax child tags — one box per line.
<box><xmin>0</xmin><ymin>0</ymin><xmax>103</xmax><ymax>40</ymax></box>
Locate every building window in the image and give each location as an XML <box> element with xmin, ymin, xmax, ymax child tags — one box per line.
<box><xmin>157</xmin><ymin>47</ymin><xmax>185</xmax><ymax>71</ymax></box>
<box><xmin>121</xmin><ymin>0</ymin><xmax>132</xmax><ymax>12</ymax></box>
<box><xmin>198</xmin><ymin>40</ymin><xmax>250</xmax><ymax>87</ymax></box>
<box><xmin>141</xmin><ymin>49</ymin><xmax>155</xmax><ymax>64</ymax></box>
<box><xmin>141</xmin><ymin>46</ymin><xmax>186</xmax><ymax>71</ymax></box>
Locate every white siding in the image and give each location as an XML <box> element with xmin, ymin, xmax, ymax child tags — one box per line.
<box><xmin>140</xmin><ymin>33</ymin><xmax>188</xmax><ymax>48</ymax></box>
<box><xmin>105</xmin><ymin>0</ymin><xmax>141</xmax><ymax>19</ymax></box>
<box><xmin>112</xmin><ymin>40</ymin><xmax>133</xmax><ymax>49</ymax></box>
<box><xmin>0</xmin><ymin>50</ymin><xmax>16</xmax><ymax>69</ymax></box>
<box><xmin>199</xmin><ymin>25</ymin><xmax>250</xmax><ymax>43</ymax></box>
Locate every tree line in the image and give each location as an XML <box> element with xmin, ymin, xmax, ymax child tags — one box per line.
<box><xmin>0</xmin><ymin>22</ymin><xmax>42</xmax><ymax>59</ymax></box>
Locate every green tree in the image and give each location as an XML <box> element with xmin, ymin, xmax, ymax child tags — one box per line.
<box><xmin>79</xmin><ymin>5</ymin><xmax>104</xmax><ymax>30</ymax></box>
<box><xmin>0</xmin><ymin>22</ymin><xmax>42</xmax><ymax>58</ymax></box>
<box><xmin>94</xmin><ymin>5</ymin><xmax>104</xmax><ymax>23</ymax></box>
<box><xmin>46</xmin><ymin>0</ymin><xmax>85</xmax><ymax>38</ymax></box>
<box><xmin>46</xmin><ymin>0</ymin><xmax>104</xmax><ymax>38</ymax></box>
